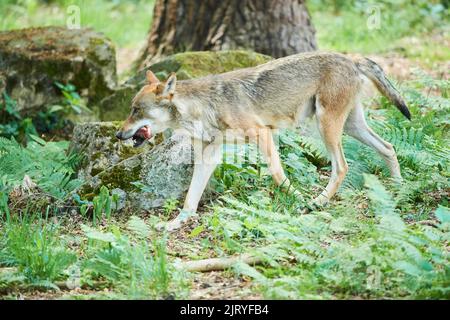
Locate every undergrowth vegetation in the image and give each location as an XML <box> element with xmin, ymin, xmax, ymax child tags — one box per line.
<box><xmin>0</xmin><ymin>83</ymin><xmax>90</xmax><ymax>142</ymax></box>
<box><xmin>0</xmin><ymin>0</ymin><xmax>448</xmax><ymax>300</ymax></box>
<box><xmin>309</xmin><ymin>0</ymin><xmax>449</xmax><ymax>64</ymax></box>
<box><xmin>0</xmin><ymin>61</ymin><xmax>448</xmax><ymax>300</ymax></box>
<box><xmin>80</xmin><ymin>217</ymin><xmax>189</xmax><ymax>299</ymax></box>
<box><xmin>0</xmin><ymin>136</ymin><xmax>82</xmax><ymax>199</ymax></box>
<box><xmin>202</xmin><ymin>72</ymin><xmax>449</xmax><ymax>299</ymax></box>
<box><xmin>0</xmin><ymin>214</ymin><xmax>76</xmax><ymax>289</ymax></box>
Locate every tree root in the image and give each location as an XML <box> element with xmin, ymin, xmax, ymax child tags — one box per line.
<box><xmin>176</xmin><ymin>253</ymin><xmax>263</xmax><ymax>272</ymax></box>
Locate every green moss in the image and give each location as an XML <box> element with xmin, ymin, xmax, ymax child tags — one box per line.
<box><xmin>96</xmin><ymin>122</ymin><xmax>121</xmax><ymax>136</ymax></box>
<box><xmin>97</xmin><ymin>162</ymin><xmax>142</xmax><ymax>192</ymax></box>
<box><xmin>175</xmin><ymin>50</ymin><xmax>272</xmax><ymax>79</ymax></box>
<box><xmin>150</xmin><ymin>50</ymin><xmax>273</xmax><ymax>80</ymax></box>
<box><xmin>78</xmin><ymin>160</ymin><xmax>141</xmax><ymax>200</ymax></box>
<box><xmin>89</xmin><ymin>37</ymin><xmax>108</xmax><ymax>47</ymax></box>
<box><xmin>119</xmin><ymin>145</ymin><xmax>143</xmax><ymax>159</ymax></box>
<box><xmin>90</xmin><ymin>152</ymin><xmax>102</xmax><ymax>162</ymax></box>
<box><xmin>88</xmin><ymin>37</ymin><xmax>115</xmax><ymax>70</ymax></box>
<box><xmin>78</xmin><ymin>184</ymin><xmax>96</xmax><ymax>200</ymax></box>
<box><xmin>90</xmin><ymin>167</ymin><xmax>104</xmax><ymax>177</ymax></box>
<box><xmin>100</xmin><ymin>50</ymin><xmax>273</xmax><ymax>121</ymax></box>
<box><xmin>99</xmin><ymin>88</ymin><xmax>135</xmax><ymax>121</ymax></box>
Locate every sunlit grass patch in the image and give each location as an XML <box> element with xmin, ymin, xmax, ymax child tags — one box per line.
<box><xmin>0</xmin><ymin>214</ymin><xmax>76</xmax><ymax>288</ymax></box>
<box><xmin>0</xmin><ymin>0</ymin><xmax>154</xmax><ymax>48</ymax></box>
<box><xmin>309</xmin><ymin>0</ymin><xmax>449</xmax><ymax>66</ymax></box>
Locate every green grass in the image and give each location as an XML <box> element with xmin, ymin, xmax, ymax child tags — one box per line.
<box><xmin>81</xmin><ymin>218</ymin><xmax>189</xmax><ymax>299</ymax></box>
<box><xmin>0</xmin><ymin>214</ymin><xmax>76</xmax><ymax>288</ymax></box>
<box><xmin>0</xmin><ymin>213</ymin><xmax>189</xmax><ymax>298</ymax></box>
<box><xmin>309</xmin><ymin>0</ymin><xmax>449</xmax><ymax>64</ymax></box>
<box><xmin>0</xmin><ymin>0</ymin><xmax>154</xmax><ymax>48</ymax></box>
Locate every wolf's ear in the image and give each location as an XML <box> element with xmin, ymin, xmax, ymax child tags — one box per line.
<box><xmin>146</xmin><ymin>70</ymin><xmax>160</xmax><ymax>85</ymax></box>
<box><xmin>162</xmin><ymin>73</ymin><xmax>177</xmax><ymax>100</ymax></box>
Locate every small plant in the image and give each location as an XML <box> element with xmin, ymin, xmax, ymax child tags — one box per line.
<box><xmin>33</xmin><ymin>82</ymin><xmax>91</xmax><ymax>137</ymax></box>
<box><xmin>80</xmin><ymin>186</ymin><xmax>119</xmax><ymax>225</ymax></box>
<box><xmin>163</xmin><ymin>198</ymin><xmax>179</xmax><ymax>216</ymax></box>
<box><xmin>0</xmin><ymin>135</ymin><xmax>82</xmax><ymax>199</ymax></box>
<box><xmin>0</xmin><ymin>191</ymin><xmax>10</xmax><ymax>221</ymax></box>
<box><xmin>0</xmin><ymin>85</ymin><xmax>90</xmax><ymax>141</ymax></box>
<box><xmin>0</xmin><ymin>135</ymin><xmax>82</xmax><ymax>200</ymax></box>
<box><xmin>0</xmin><ymin>214</ymin><xmax>77</xmax><ymax>287</ymax></box>
<box><xmin>0</xmin><ymin>92</ymin><xmax>38</xmax><ymax>142</ymax></box>
<box><xmin>53</xmin><ymin>82</ymin><xmax>91</xmax><ymax>115</ymax></box>
<box><xmin>81</xmin><ymin>217</ymin><xmax>189</xmax><ymax>299</ymax></box>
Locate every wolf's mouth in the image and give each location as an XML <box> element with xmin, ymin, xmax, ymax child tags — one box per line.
<box><xmin>132</xmin><ymin>126</ymin><xmax>152</xmax><ymax>148</ymax></box>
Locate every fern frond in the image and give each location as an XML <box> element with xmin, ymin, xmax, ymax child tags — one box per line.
<box><xmin>0</xmin><ymin>137</ymin><xmax>82</xmax><ymax>199</ymax></box>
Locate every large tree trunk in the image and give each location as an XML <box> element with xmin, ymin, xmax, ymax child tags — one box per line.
<box><xmin>136</xmin><ymin>0</ymin><xmax>317</xmax><ymax>69</ymax></box>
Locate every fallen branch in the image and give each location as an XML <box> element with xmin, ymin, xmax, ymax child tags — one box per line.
<box><xmin>176</xmin><ymin>253</ymin><xmax>263</xmax><ymax>272</ymax></box>
<box><xmin>0</xmin><ymin>267</ymin><xmax>16</xmax><ymax>274</ymax></box>
<box><xmin>414</xmin><ymin>220</ymin><xmax>439</xmax><ymax>228</ymax></box>
<box><xmin>0</xmin><ymin>267</ymin><xmax>105</xmax><ymax>291</ymax></box>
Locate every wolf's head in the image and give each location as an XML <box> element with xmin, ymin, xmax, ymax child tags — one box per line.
<box><xmin>116</xmin><ymin>70</ymin><xmax>177</xmax><ymax>147</ymax></box>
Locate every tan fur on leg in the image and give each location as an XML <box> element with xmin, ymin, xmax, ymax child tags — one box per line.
<box><xmin>257</xmin><ymin>128</ymin><xmax>301</xmax><ymax>196</ymax></box>
<box><xmin>157</xmin><ymin>140</ymin><xmax>222</xmax><ymax>232</ymax></box>
<box><xmin>345</xmin><ymin>104</ymin><xmax>402</xmax><ymax>180</ymax></box>
<box><xmin>313</xmin><ymin>97</ymin><xmax>350</xmax><ymax>206</ymax></box>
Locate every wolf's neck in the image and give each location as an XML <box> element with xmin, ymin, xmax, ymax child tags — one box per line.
<box><xmin>172</xmin><ymin>91</ymin><xmax>221</xmax><ymax>142</ymax></box>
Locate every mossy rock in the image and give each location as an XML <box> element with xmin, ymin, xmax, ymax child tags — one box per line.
<box><xmin>69</xmin><ymin>121</ymin><xmax>152</xmax><ymax>182</ymax></box>
<box><xmin>76</xmin><ymin>133</ymin><xmax>193</xmax><ymax>210</ymax></box>
<box><xmin>133</xmin><ymin>50</ymin><xmax>273</xmax><ymax>82</ymax></box>
<box><xmin>0</xmin><ymin>27</ymin><xmax>117</xmax><ymax>117</ymax></box>
<box><xmin>98</xmin><ymin>85</ymin><xmax>136</xmax><ymax>122</ymax></box>
<box><xmin>99</xmin><ymin>50</ymin><xmax>272</xmax><ymax>121</ymax></box>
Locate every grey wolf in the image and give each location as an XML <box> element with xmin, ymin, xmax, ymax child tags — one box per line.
<box><xmin>116</xmin><ymin>52</ymin><xmax>410</xmax><ymax>231</ymax></box>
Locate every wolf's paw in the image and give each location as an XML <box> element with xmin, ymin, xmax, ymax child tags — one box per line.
<box><xmin>310</xmin><ymin>194</ymin><xmax>329</xmax><ymax>209</ymax></box>
<box><xmin>296</xmin><ymin>202</ymin><xmax>321</xmax><ymax>215</ymax></box>
<box><xmin>155</xmin><ymin>219</ymin><xmax>183</xmax><ymax>232</ymax></box>
<box><xmin>296</xmin><ymin>207</ymin><xmax>310</xmax><ymax>215</ymax></box>
<box><xmin>290</xmin><ymin>189</ymin><xmax>304</xmax><ymax>198</ymax></box>
<box><xmin>391</xmin><ymin>175</ymin><xmax>403</xmax><ymax>184</ymax></box>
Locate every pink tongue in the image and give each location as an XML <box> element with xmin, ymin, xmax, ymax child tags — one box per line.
<box><xmin>137</xmin><ymin>126</ymin><xmax>152</xmax><ymax>139</ymax></box>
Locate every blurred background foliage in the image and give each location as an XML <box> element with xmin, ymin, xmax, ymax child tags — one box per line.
<box><xmin>0</xmin><ymin>0</ymin><xmax>448</xmax><ymax>58</ymax></box>
<box><xmin>0</xmin><ymin>0</ymin><xmax>155</xmax><ymax>47</ymax></box>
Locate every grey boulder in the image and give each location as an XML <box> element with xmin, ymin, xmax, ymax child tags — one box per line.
<box><xmin>0</xmin><ymin>27</ymin><xmax>117</xmax><ymax>117</ymax></box>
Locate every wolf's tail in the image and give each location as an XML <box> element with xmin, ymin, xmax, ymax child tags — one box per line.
<box><xmin>356</xmin><ymin>58</ymin><xmax>411</xmax><ymax>120</ymax></box>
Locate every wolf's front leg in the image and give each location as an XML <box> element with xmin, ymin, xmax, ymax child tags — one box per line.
<box><xmin>157</xmin><ymin>141</ymin><xmax>223</xmax><ymax>232</ymax></box>
<box><xmin>258</xmin><ymin>128</ymin><xmax>300</xmax><ymax>194</ymax></box>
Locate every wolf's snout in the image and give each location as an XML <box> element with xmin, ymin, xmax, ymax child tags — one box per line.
<box><xmin>115</xmin><ymin>131</ymin><xmax>124</xmax><ymax>140</ymax></box>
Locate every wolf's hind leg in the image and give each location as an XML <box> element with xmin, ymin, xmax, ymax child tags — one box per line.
<box><xmin>344</xmin><ymin>104</ymin><xmax>402</xmax><ymax>180</ymax></box>
<box><xmin>313</xmin><ymin>102</ymin><xmax>349</xmax><ymax>206</ymax></box>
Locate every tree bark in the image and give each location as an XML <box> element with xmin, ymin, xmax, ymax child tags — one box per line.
<box><xmin>137</xmin><ymin>0</ymin><xmax>317</xmax><ymax>69</ymax></box>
